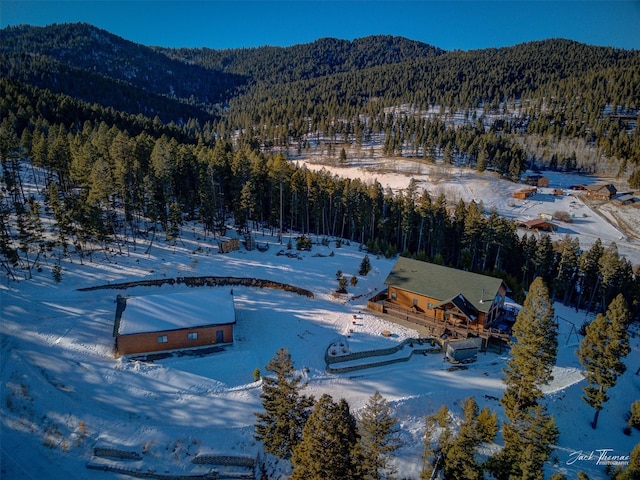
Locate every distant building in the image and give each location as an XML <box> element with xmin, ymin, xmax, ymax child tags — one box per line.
<box><xmin>512</xmin><ymin>187</ymin><xmax>537</xmax><ymax>199</ymax></box>
<box><xmin>114</xmin><ymin>290</ymin><xmax>236</xmax><ymax>356</ymax></box>
<box><xmin>585</xmin><ymin>184</ymin><xmax>617</xmax><ymax>200</ymax></box>
<box><xmin>524</xmin><ymin>175</ymin><xmax>549</xmax><ymax>187</ymax></box>
<box><xmin>612</xmin><ymin>193</ymin><xmax>637</xmax><ymax>205</ymax></box>
<box><xmin>520</xmin><ymin>218</ymin><xmax>558</xmax><ymax>232</ymax></box>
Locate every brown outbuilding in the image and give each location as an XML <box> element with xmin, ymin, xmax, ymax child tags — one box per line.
<box><xmin>114</xmin><ymin>290</ymin><xmax>236</xmax><ymax>356</ymax></box>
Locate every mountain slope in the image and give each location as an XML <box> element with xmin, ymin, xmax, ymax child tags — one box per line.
<box><xmin>0</xmin><ymin>23</ymin><xmax>243</xmax><ymax>121</ymax></box>
<box><xmin>156</xmin><ymin>34</ymin><xmax>445</xmax><ymax>84</ymax></box>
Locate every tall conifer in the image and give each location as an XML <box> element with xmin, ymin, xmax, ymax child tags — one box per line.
<box><xmin>254</xmin><ymin>348</ymin><xmax>314</xmax><ymax>459</ymax></box>
<box><xmin>356</xmin><ymin>390</ymin><xmax>400</xmax><ymax>480</ymax></box>
<box><xmin>495</xmin><ymin>277</ymin><xmax>559</xmax><ymax>480</ymax></box>
<box><xmin>291</xmin><ymin>394</ymin><xmax>360</xmax><ymax>480</ymax></box>
<box><xmin>577</xmin><ymin>294</ymin><xmax>630</xmax><ymax>428</ymax></box>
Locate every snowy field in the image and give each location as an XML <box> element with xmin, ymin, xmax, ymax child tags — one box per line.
<box><xmin>2</xmin><ymin>159</ymin><xmax>640</xmax><ymax>479</ymax></box>
<box><xmin>296</xmin><ymin>151</ymin><xmax>640</xmax><ymax>265</ymax></box>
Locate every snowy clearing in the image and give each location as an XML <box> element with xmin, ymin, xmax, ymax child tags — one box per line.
<box><xmin>1</xmin><ymin>160</ymin><xmax>640</xmax><ymax>479</ymax></box>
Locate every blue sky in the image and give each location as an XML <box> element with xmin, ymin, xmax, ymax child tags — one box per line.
<box><xmin>1</xmin><ymin>1</ymin><xmax>639</xmax><ymax>51</ymax></box>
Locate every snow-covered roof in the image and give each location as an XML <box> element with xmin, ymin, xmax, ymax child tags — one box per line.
<box><xmin>118</xmin><ymin>290</ymin><xmax>235</xmax><ymax>335</ymax></box>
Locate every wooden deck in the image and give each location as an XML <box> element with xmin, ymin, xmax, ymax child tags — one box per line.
<box><xmin>368</xmin><ymin>299</ymin><xmax>512</xmax><ymax>343</ymax></box>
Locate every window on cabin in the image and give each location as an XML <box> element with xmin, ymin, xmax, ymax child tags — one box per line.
<box><xmin>158</xmin><ymin>335</ymin><xmax>168</xmax><ymax>343</ymax></box>
<box><xmin>188</xmin><ymin>332</ymin><xmax>198</xmax><ymax>340</ymax></box>
<box><xmin>413</xmin><ymin>298</ymin><xmax>418</xmax><ymax>307</ymax></box>
<box><xmin>391</xmin><ymin>291</ymin><xmax>397</xmax><ymax>300</ymax></box>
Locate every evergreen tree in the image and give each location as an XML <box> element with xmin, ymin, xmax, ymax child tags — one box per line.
<box><xmin>610</xmin><ymin>442</ymin><xmax>640</xmax><ymax>480</ymax></box>
<box><xmin>254</xmin><ymin>348</ymin><xmax>314</xmax><ymax>459</ymax></box>
<box><xmin>291</xmin><ymin>394</ymin><xmax>361</xmax><ymax>480</ymax></box>
<box><xmin>356</xmin><ymin>391</ymin><xmax>401</xmax><ymax>480</ymax></box>
<box><xmin>494</xmin><ymin>277</ymin><xmax>559</xmax><ymax>480</ymax></box>
<box><xmin>503</xmin><ymin>277</ymin><xmax>558</xmax><ymax>410</ymax></box>
<box><xmin>577</xmin><ymin>294</ymin><xmax>630</xmax><ymax>428</ymax></box>
<box><xmin>420</xmin><ymin>414</ymin><xmax>438</xmax><ymax>480</ymax></box>
<box><xmin>578</xmin><ymin>238</ymin><xmax>604</xmax><ymax>311</ymax></box>
<box><xmin>359</xmin><ymin>254</ymin><xmax>372</xmax><ymax>276</ymax></box>
<box><xmin>442</xmin><ymin>397</ymin><xmax>498</xmax><ymax>480</ymax></box>
<box><xmin>554</xmin><ymin>234</ymin><xmax>580</xmax><ymax>305</ymax></box>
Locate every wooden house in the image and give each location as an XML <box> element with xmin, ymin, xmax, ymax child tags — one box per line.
<box><xmin>585</xmin><ymin>184</ymin><xmax>617</xmax><ymax>200</ymax></box>
<box><xmin>520</xmin><ymin>218</ymin><xmax>557</xmax><ymax>232</ymax></box>
<box><xmin>524</xmin><ymin>175</ymin><xmax>549</xmax><ymax>187</ymax></box>
<box><xmin>114</xmin><ymin>290</ymin><xmax>236</xmax><ymax>356</ymax></box>
<box><xmin>512</xmin><ymin>187</ymin><xmax>537</xmax><ymax>199</ymax></box>
<box><xmin>382</xmin><ymin>257</ymin><xmax>508</xmax><ymax>334</ymax></box>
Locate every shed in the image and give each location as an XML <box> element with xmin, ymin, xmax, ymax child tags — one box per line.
<box><xmin>512</xmin><ymin>187</ymin><xmax>537</xmax><ymax>199</ymax></box>
<box><xmin>612</xmin><ymin>193</ymin><xmax>637</xmax><ymax>205</ymax></box>
<box><xmin>520</xmin><ymin>218</ymin><xmax>557</xmax><ymax>232</ymax></box>
<box><xmin>445</xmin><ymin>338</ymin><xmax>480</xmax><ymax>363</ymax></box>
<box><xmin>524</xmin><ymin>175</ymin><xmax>549</xmax><ymax>187</ymax></box>
<box><xmin>114</xmin><ymin>290</ymin><xmax>236</xmax><ymax>356</ymax></box>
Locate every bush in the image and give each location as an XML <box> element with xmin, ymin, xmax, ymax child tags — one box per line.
<box><xmin>554</xmin><ymin>211</ymin><xmax>573</xmax><ymax>223</ymax></box>
<box><xmin>296</xmin><ymin>235</ymin><xmax>312</xmax><ymax>251</ymax></box>
<box><xmin>52</xmin><ymin>264</ymin><xmax>62</xmax><ymax>283</ymax></box>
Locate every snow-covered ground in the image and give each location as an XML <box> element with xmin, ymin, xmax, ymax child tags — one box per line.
<box><xmin>2</xmin><ymin>159</ymin><xmax>640</xmax><ymax>479</ymax></box>
<box><xmin>2</xmin><ymin>228</ymin><xmax>639</xmax><ymax>479</ymax></box>
<box><xmin>296</xmin><ymin>150</ymin><xmax>640</xmax><ymax>265</ymax></box>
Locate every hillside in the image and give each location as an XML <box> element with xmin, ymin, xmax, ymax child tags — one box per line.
<box><xmin>0</xmin><ymin>23</ymin><xmax>242</xmax><ymax>121</ymax></box>
<box><xmin>1</xmin><ymin>166</ymin><xmax>639</xmax><ymax>478</ymax></box>
<box><xmin>2</xmin><ymin>19</ymin><xmax>640</xmax><ymax>480</ymax></box>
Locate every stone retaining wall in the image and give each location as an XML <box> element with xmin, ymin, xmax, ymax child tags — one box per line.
<box><xmin>191</xmin><ymin>454</ymin><xmax>256</xmax><ymax>468</ymax></box>
<box><xmin>325</xmin><ymin>337</ymin><xmax>442</xmax><ymax>374</ymax></box>
<box><xmin>93</xmin><ymin>446</ymin><xmax>142</xmax><ymax>460</ymax></box>
<box><xmin>86</xmin><ymin>463</ymin><xmax>218</xmax><ymax>479</ymax></box>
<box><xmin>78</xmin><ymin>276</ymin><xmax>313</xmax><ymax>298</ymax></box>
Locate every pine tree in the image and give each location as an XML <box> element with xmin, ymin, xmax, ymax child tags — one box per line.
<box><xmin>359</xmin><ymin>254</ymin><xmax>372</xmax><ymax>276</ymax></box>
<box><xmin>254</xmin><ymin>348</ymin><xmax>314</xmax><ymax>459</ymax></box>
<box><xmin>442</xmin><ymin>397</ymin><xmax>498</xmax><ymax>480</ymax></box>
<box><xmin>610</xmin><ymin>442</ymin><xmax>640</xmax><ymax>480</ymax></box>
<box><xmin>420</xmin><ymin>414</ymin><xmax>438</xmax><ymax>480</ymax></box>
<box><xmin>494</xmin><ymin>277</ymin><xmax>559</xmax><ymax>480</ymax></box>
<box><xmin>553</xmin><ymin>234</ymin><xmax>580</xmax><ymax>305</ymax></box>
<box><xmin>291</xmin><ymin>394</ymin><xmax>361</xmax><ymax>480</ymax></box>
<box><xmin>356</xmin><ymin>391</ymin><xmax>401</xmax><ymax>480</ymax></box>
<box><xmin>503</xmin><ymin>277</ymin><xmax>557</xmax><ymax>410</ymax></box>
<box><xmin>577</xmin><ymin>294</ymin><xmax>630</xmax><ymax>428</ymax></box>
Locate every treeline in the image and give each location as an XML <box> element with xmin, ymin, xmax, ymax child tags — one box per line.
<box><xmin>1</xmin><ymin>84</ymin><xmax>639</xmax><ymax>320</ymax></box>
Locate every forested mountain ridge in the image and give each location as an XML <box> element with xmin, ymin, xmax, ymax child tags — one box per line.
<box><xmin>2</xmin><ymin>24</ymin><xmax>639</xmax><ymax>137</ymax></box>
<box><xmin>155</xmin><ymin>34</ymin><xmax>445</xmax><ymax>84</ymax></box>
<box><xmin>0</xmin><ymin>23</ymin><xmax>244</xmax><ymax>121</ymax></box>
<box><xmin>0</xmin><ymin>24</ymin><xmax>442</xmax><ymax>121</ymax></box>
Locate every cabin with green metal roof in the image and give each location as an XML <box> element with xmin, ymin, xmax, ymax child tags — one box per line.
<box><xmin>381</xmin><ymin>257</ymin><xmax>509</xmax><ymax>339</ymax></box>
